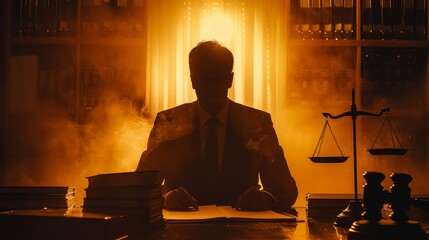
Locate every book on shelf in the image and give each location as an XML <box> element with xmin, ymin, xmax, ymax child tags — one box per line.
<box><xmin>361</xmin><ymin>0</ymin><xmax>373</xmax><ymax>39</ymax></box>
<box><xmin>333</xmin><ymin>0</ymin><xmax>344</xmax><ymax>39</ymax></box>
<box><xmin>415</xmin><ymin>0</ymin><xmax>427</xmax><ymax>40</ymax></box>
<box><xmin>321</xmin><ymin>0</ymin><xmax>333</xmax><ymax>39</ymax></box>
<box><xmin>162</xmin><ymin>205</ymin><xmax>299</xmax><ymax>223</ymax></box>
<box><xmin>402</xmin><ymin>0</ymin><xmax>415</xmax><ymax>37</ymax></box>
<box><xmin>11</xmin><ymin>0</ymin><xmax>77</xmax><ymax>37</ymax></box>
<box><xmin>310</xmin><ymin>0</ymin><xmax>322</xmax><ymax>39</ymax></box>
<box><xmin>85</xmin><ymin>170</ymin><xmax>161</xmax><ymax>188</ymax></box>
<box><xmin>371</xmin><ymin>0</ymin><xmax>382</xmax><ymax>38</ymax></box>
<box><xmin>343</xmin><ymin>0</ymin><xmax>354</xmax><ymax>39</ymax></box>
<box><xmin>300</xmin><ymin>0</ymin><xmax>312</xmax><ymax>38</ymax></box>
<box><xmin>9</xmin><ymin>56</ymin><xmax>38</xmax><ymax>110</ymax></box>
<box><xmin>290</xmin><ymin>0</ymin><xmax>302</xmax><ymax>38</ymax></box>
<box><xmin>392</xmin><ymin>0</ymin><xmax>403</xmax><ymax>38</ymax></box>
<box><xmin>381</xmin><ymin>0</ymin><xmax>394</xmax><ymax>39</ymax></box>
<box><xmin>38</xmin><ymin>65</ymin><xmax>76</xmax><ymax>109</ymax></box>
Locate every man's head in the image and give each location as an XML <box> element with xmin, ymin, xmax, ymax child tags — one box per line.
<box><xmin>189</xmin><ymin>41</ymin><xmax>234</xmax><ymax>115</ymax></box>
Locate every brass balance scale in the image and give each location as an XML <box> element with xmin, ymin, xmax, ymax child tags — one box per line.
<box><xmin>309</xmin><ymin>89</ymin><xmax>408</xmax><ymax>228</ymax></box>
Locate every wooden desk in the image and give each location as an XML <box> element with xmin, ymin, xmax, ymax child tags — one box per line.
<box><xmin>1</xmin><ymin>207</ymin><xmax>427</xmax><ymax>239</ymax></box>
<box><xmin>140</xmin><ymin>208</ymin><xmax>429</xmax><ymax>240</ymax></box>
<box><xmin>149</xmin><ymin>219</ymin><xmax>348</xmax><ymax>240</ymax></box>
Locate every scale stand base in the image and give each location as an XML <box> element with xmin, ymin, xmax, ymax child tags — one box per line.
<box><xmin>348</xmin><ymin>219</ymin><xmax>426</xmax><ymax>240</ymax></box>
<box><xmin>334</xmin><ymin>200</ymin><xmax>364</xmax><ymax>228</ymax></box>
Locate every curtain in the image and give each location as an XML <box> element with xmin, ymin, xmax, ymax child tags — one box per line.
<box><xmin>144</xmin><ymin>0</ymin><xmax>288</xmax><ymax>122</ymax></box>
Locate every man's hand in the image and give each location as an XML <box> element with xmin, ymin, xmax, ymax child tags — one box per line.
<box><xmin>236</xmin><ymin>186</ymin><xmax>278</xmax><ymax>211</ymax></box>
<box><xmin>163</xmin><ymin>187</ymin><xmax>199</xmax><ymax>211</ymax></box>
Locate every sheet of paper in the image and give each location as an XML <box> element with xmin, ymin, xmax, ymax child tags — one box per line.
<box><xmin>217</xmin><ymin>206</ymin><xmax>297</xmax><ymax>221</ymax></box>
<box><xmin>163</xmin><ymin>205</ymin><xmax>298</xmax><ymax>223</ymax></box>
<box><xmin>163</xmin><ymin>205</ymin><xmax>225</xmax><ymax>222</ymax></box>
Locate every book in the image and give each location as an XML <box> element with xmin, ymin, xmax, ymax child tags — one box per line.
<box><xmin>381</xmin><ymin>0</ymin><xmax>393</xmax><ymax>39</ymax></box>
<box><xmin>0</xmin><ymin>186</ymin><xmax>75</xmax><ymax>211</ymax></box>
<box><xmin>306</xmin><ymin>193</ymin><xmax>363</xmax><ymax>218</ymax></box>
<box><xmin>343</xmin><ymin>0</ymin><xmax>354</xmax><ymax>39</ymax></box>
<box><xmin>162</xmin><ymin>205</ymin><xmax>299</xmax><ymax>223</ymax></box>
<box><xmin>361</xmin><ymin>0</ymin><xmax>373</xmax><ymax>39</ymax></box>
<box><xmin>402</xmin><ymin>0</ymin><xmax>414</xmax><ymax>38</ymax></box>
<box><xmin>0</xmin><ymin>197</ymin><xmax>75</xmax><ymax>210</ymax></box>
<box><xmin>415</xmin><ymin>0</ymin><xmax>427</xmax><ymax>40</ymax></box>
<box><xmin>0</xmin><ymin>192</ymin><xmax>74</xmax><ymax>200</ymax></box>
<box><xmin>83</xmin><ymin>206</ymin><xmax>164</xmax><ymax>225</ymax></box>
<box><xmin>85</xmin><ymin>185</ymin><xmax>162</xmax><ymax>199</ymax></box>
<box><xmin>333</xmin><ymin>0</ymin><xmax>344</xmax><ymax>39</ymax></box>
<box><xmin>83</xmin><ymin>196</ymin><xmax>164</xmax><ymax>209</ymax></box>
<box><xmin>393</xmin><ymin>0</ymin><xmax>403</xmax><ymax>38</ymax></box>
<box><xmin>310</xmin><ymin>0</ymin><xmax>322</xmax><ymax>39</ymax></box>
<box><xmin>306</xmin><ymin>193</ymin><xmax>363</xmax><ymax>208</ymax></box>
<box><xmin>9</xmin><ymin>56</ymin><xmax>38</xmax><ymax>109</ymax></box>
<box><xmin>306</xmin><ymin>207</ymin><xmax>344</xmax><ymax>217</ymax></box>
<box><xmin>0</xmin><ymin>186</ymin><xmax>75</xmax><ymax>195</ymax></box>
<box><xmin>300</xmin><ymin>0</ymin><xmax>312</xmax><ymax>39</ymax></box>
<box><xmin>0</xmin><ymin>208</ymin><xmax>165</xmax><ymax>240</ymax></box>
<box><xmin>321</xmin><ymin>0</ymin><xmax>333</xmax><ymax>39</ymax></box>
<box><xmin>86</xmin><ymin>170</ymin><xmax>161</xmax><ymax>188</ymax></box>
<box><xmin>290</xmin><ymin>0</ymin><xmax>302</xmax><ymax>38</ymax></box>
<box><xmin>371</xmin><ymin>0</ymin><xmax>382</xmax><ymax>38</ymax></box>
<box><xmin>83</xmin><ymin>205</ymin><xmax>163</xmax><ymax>217</ymax></box>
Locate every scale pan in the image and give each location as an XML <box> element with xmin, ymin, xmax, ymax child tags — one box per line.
<box><xmin>309</xmin><ymin>156</ymin><xmax>349</xmax><ymax>163</ymax></box>
<box><xmin>366</xmin><ymin>148</ymin><xmax>408</xmax><ymax>155</ymax></box>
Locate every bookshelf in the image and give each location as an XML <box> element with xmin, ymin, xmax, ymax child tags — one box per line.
<box><xmin>286</xmin><ymin>0</ymin><xmax>429</xmax><ymax>172</ymax></box>
<box><xmin>5</xmin><ymin>0</ymin><xmax>146</xmax><ymax>118</ymax></box>
<box><xmin>1</xmin><ymin>0</ymin><xmax>147</xmax><ymax>184</ymax></box>
<box><xmin>287</xmin><ymin>0</ymin><xmax>428</xmax><ymax>107</ymax></box>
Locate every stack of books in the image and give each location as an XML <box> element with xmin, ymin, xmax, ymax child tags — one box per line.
<box><xmin>0</xmin><ymin>186</ymin><xmax>75</xmax><ymax>211</ymax></box>
<box><xmin>83</xmin><ymin>170</ymin><xmax>164</xmax><ymax>228</ymax></box>
<box><xmin>305</xmin><ymin>193</ymin><xmax>362</xmax><ymax>219</ymax></box>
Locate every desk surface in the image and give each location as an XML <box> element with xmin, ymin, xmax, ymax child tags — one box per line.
<box><xmin>144</xmin><ymin>208</ymin><xmax>429</xmax><ymax>240</ymax></box>
<box><xmin>1</xmin><ymin>207</ymin><xmax>428</xmax><ymax>240</ymax></box>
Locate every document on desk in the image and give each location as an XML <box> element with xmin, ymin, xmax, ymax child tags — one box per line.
<box><xmin>163</xmin><ymin>205</ymin><xmax>299</xmax><ymax>223</ymax></box>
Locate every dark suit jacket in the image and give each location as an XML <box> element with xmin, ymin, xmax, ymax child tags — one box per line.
<box><xmin>136</xmin><ymin>100</ymin><xmax>298</xmax><ymax>209</ymax></box>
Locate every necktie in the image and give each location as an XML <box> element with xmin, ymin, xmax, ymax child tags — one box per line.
<box><xmin>204</xmin><ymin>117</ymin><xmax>219</xmax><ymax>175</ymax></box>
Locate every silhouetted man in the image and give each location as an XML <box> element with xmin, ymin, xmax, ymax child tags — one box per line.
<box><xmin>137</xmin><ymin>41</ymin><xmax>298</xmax><ymax>212</ymax></box>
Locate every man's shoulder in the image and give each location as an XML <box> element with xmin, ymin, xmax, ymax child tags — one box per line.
<box><xmin>156</xmin><ymin>102</ymin><xmax>197</xmax><ymax>121</ymax></box>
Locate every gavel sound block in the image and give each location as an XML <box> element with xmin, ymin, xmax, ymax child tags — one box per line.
<box><xmin>348</xmin><ymin>172</ymin><xmax>426</xmax><ymax>240</ymax></box>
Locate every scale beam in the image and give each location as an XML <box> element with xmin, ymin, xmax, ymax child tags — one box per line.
<box><xmin>322</xmin><ymin>108</ymin><xmax>390</xmax><ymax>119</ymax></box>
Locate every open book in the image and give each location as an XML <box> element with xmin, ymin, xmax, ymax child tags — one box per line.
<box><xmin>163</xmin><ymin>205</ymin><xmax>300</xmax><ymax>223</ymax></box>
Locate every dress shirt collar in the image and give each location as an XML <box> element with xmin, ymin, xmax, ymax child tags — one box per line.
<box><xmin>197</xmin><ymin>99</ymin><xmax>229</xmax><ymax>127</ymax></box>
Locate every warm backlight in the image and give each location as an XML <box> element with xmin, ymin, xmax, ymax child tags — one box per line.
<box><xmin>200</xmin><ymin>12</ymin><xmax>234</xmax><ymax>43</ymax></box>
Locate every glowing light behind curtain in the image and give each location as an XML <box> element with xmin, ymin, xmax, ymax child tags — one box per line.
<box><xmin>145</xmin><ymin>0</ymin><xmax>288</xmax><ymax>121</ymax></box>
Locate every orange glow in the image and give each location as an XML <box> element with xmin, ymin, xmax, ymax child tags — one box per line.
<box><xmin>200</xmin><ymin>12</ymin><xmax>234</xmax><ymax>43</ymax></box>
